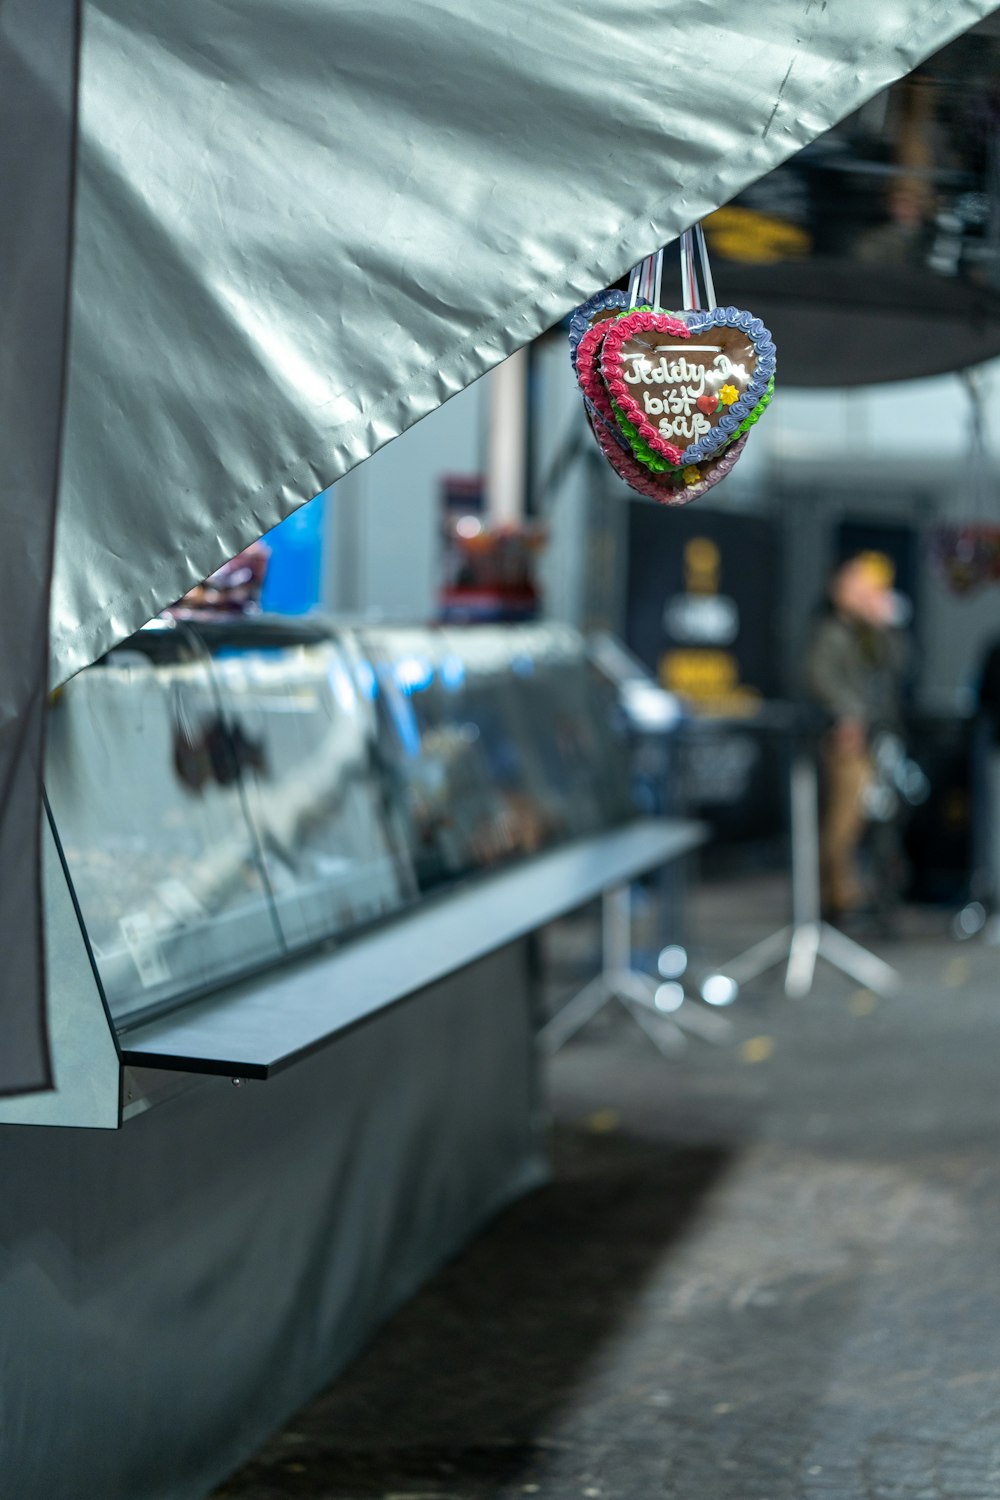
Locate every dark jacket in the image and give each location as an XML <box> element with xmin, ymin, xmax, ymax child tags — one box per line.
<box><xmin>805</xmin><ymin>612</ymin><xmax>906</xmax><ymax>734</ymax></box>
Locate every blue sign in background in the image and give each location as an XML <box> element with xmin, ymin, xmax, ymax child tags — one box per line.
<box><xmin>260</xmin><ymin>490</ymin><xmax>329</xmax><ymax>615</ymax></box>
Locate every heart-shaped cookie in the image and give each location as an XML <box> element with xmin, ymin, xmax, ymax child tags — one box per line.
<box><xmin>601</xmin><ymin>306</ymin><xmax>776</xmax><ymax>467</ymax></box>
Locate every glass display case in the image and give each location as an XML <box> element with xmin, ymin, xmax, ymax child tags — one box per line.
<box><xmin>44</xmin><ymin>616</ymin><xmax>633</xmax><ymax>1032</ymax></box>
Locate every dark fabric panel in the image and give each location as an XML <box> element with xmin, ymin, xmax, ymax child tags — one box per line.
<box><xmin>0</xmin><ymin>0</ymin><xmax>80</xmax><ymax>1092</ymax></box>
<box><xmin>0</xmin><ymin>945</ymin><xmax>544</xmax><ymax>1498</ymax></box>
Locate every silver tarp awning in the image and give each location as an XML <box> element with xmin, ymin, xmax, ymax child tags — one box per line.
<box><xmin>0</xmin><ymin>0</ymin><xmax>78</xmax><ymax>1093</ymax></box>
<box><xmin>4</xmin><ymin>0</ymin><xmax>997</xmax><ymax>1091</ymax></box>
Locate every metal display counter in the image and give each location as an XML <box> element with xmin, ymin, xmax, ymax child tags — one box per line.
<box><xmin>0</xmin><ymin>616</ymin><xmax>699</xmax><ymax>1500</ymax></box>
<box><xmin>6</xmin><ymin>616</ymin><xmax>642</xmax><ymax>1125</ymax></box>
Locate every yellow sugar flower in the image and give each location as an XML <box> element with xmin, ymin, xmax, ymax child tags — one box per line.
<box><xmin>720</xmin><ymin>384</ymin><xmax>739</xmax><ymax>407</ymax></box>
<box><xmin>682</xmin><ymin>465</ymin><xmax>701</xmax><ymax>486</ymax></box>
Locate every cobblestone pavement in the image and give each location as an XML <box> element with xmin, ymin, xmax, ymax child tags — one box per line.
<box><xmin>214</xmin><ymin>883</ymin><xmax>1000</xmax><ymax>1500</ymax></box>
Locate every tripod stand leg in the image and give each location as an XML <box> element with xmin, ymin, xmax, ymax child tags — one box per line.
<box><xmin>785</xmin><ymin>921</ymin><xmax>820</xmax><ymax>999</ymax></box>
<box><xmin>708</xmin><ymin>926</ymin><xmax>793</xmax><ymax>989</ymax></box>
<box><xmin>667</xmin><ymin>1002</ymin><xmax>733</xmax><ymax>1045</ymax></box>
<box><xmin>612</xmin><ymin>969</ymin><xmax>732</xmax><ymax>1045</ymax></box>
<box><xmin>611</xmin><ymin>968</ymin><xmax>658</xmax><ymax>1004</ymax></box>
<box><xmin>817</xmin><ymin>923</ymin><xmax>900</xmax><ymax>996</ymax></box>
<box><xmin>538</xmin><ymin>974</ymin><xmax>612</xmax><ymax>1053</ymax></box>
<box><xmin>619</xmin><ymin>995</ymin><xmax>686</xmax><ymax>1056</ymax></box>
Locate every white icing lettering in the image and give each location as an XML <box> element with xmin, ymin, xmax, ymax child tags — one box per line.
<box><xmin>658</xmin><ymin>412</ymin><xmax>712</xmax><ymax>442</ymax></box>
<box><xmin>712</xmin><ymin>353</ymin><xmax>748</xmax><ymax>382</ymax></box>
<box><xmin>623</xmin><ymin>356</ymin><xmax>654</xmax><ymax>384</ymax></box>
<box><xmin>622</xmin><ymin>340</ymin><xmax>754</xmax><ymax>440</ymax></box>
<box><xmin>667</xmin><ymin>387</ymin><xmax>698</xmax><ymax>417</ymax></box>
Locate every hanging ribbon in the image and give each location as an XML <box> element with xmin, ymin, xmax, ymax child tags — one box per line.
<box><xmin>628</xmin><ymin>222</ymin><xmax>716</xmax><ymax>312</ymax></box>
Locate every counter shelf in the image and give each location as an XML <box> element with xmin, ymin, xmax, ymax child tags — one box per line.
<box><xmin>4</xmin><ymin>617</ymin><xmax>698</xmax><ymax>1126</ymax></box>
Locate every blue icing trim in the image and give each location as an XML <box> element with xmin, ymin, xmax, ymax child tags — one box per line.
<box><xmin>718</xmin><ymin>414</ymin><xmax>738</xmax><ymax>434</ymax></box>
<box><xmin>584</xmin><ymin>396</ymin><xmax>630</xmax><ymax>452</ymax></box>
<box><xmin>568</xmin><ymin>289</ymin><xmax>628</xmax><ymax>369</ymax></box>
<box><xmin>684</xmin><ymin>438</ymin><xmax>714</xmax><ymax>463</ymax></box>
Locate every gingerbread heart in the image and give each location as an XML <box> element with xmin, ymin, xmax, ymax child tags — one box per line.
<box><xmin>601</xmin><ymin>306</ymin><xmax>776</xmax><ymax>467</ymax></box>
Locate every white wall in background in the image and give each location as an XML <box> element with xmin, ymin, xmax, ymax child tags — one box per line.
<box><xmin>534</xmin><ymin>339</ymin><xmax>594</xmax><ymax>629</ymax></box>
<box><xmin>764</xmin><ymin>361</ymin><xmax>1000</xmax><ymax>466</ymax></box>
<box><xmin>324</xmin><ymin>378</ymin><xmax>485</xmax><ymax>620</ymax></box>
<box><xmin>751</xmin><ymin>363</ymin><xmax>1000</xmax><ymax>714</ymax></box>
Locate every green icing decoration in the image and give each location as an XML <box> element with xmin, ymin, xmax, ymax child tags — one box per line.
<box><xmin>610</xmin><ymin>398</ymin><xmax>678</xmax><ymax>473</ymax></box>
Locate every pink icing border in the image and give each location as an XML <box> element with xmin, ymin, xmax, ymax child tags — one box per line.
<box><xmin>599</xmin><ymin>310</ymin><xmax>693</xmax><ymax>467</ymax></box>
<box><xmin>576</xmin><ymin>319</ymin><xmax>629</xmax><ymax>447</ymax></box>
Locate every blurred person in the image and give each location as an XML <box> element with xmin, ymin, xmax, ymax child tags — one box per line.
<box><xmin>965</xmin><ymin>633</ymin><xmax>1000</xmax><ymax>921</ymax></box>
<box><xmin>806</xmin><ymin>554</ymin><xmax>908</xmax><ymax>922</ymax></box>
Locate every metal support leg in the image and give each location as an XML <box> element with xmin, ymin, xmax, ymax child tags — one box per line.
<box><xmin>816</xmin><ymin>923</ymin><xmax>900</xmax><ymax>994</ymax></box>
<box><xmin>613</xmin><ymin>966</ymin><xmax>732</xmax><ymax>1044</ymax></box>
<box><xmin>539</xmin><ymin>880</ymin><xmax>730</xmax><ymax>1056</ymax></box>
<box><xmin>620</xmin><ymin>996</ymin><xmax>686</xmax><ymax>1057</ymax></box>
<box><xmin>537</xmin><ymin>973</ymin><xmax>613</xmax><ymax>1054</ymax></box>
<box><xmin>790</xmin><ymin>752</ymin><xmax>822</xmax><ymax>928</ymax></box>
<box><xmin>716</xmin><ymin>926</ymin><xmax>793</xmax><ymax>988</ymax></box>
<box><xmin>785</xmin><ymin>920</ymin><xmax>820</xmax><ymax>999</ymax></box>
<box><xmin>707</xmin><ymin>748</ymin><xmax>901</xmax><ymax>1001</ymax></box>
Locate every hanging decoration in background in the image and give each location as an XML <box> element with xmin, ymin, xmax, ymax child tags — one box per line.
<box><xmin>930</xmin><ymin>368</ymin><xmax>1000</xmax><ymax>595</ymax></box>
<box><xmin>569</xmin><ymin>226</ymin><xmax>777</xmax><ymax>505</ymax></box>
<box><xmin>166</xmin><ymin>540</ymin><xmax>271</xmax><ymax>617</ymax></box>
<box><xmin>929</xmin><ymin>524</ymin><xmax>1000</xmax><ymax>595</ymax></box>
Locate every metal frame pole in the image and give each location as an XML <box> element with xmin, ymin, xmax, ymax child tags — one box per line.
<box><xmin>707</xmin><ymin>738</ymin><xmax>901</xmax><ymax>1001</ymax></box>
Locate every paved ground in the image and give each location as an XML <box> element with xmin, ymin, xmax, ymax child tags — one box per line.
<box><xmin>214</xmin><ymin>879</ymin><xmax>1000</xmax><ymax>1500</ymax></box>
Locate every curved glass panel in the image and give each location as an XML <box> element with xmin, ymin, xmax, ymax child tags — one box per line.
<box><xmin>46</xmin><ymin>617</ymin><xmax>636</xmax><ymax>1023</ymax></box>
<box><xmin>207</xmin><ymin>635</ymin><xmax>416</xmax><ymax>951</ymax></box>
<box><xmin>45</xmin><ymin>649</ymin><xmax>285</xmax><ymax>1025</ymax></box>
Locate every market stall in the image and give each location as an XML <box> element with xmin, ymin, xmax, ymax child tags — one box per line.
<box><xmin>0</xmin><ymin>617</ymin><xmax>700</xmax><ymax>1497</ymax></box>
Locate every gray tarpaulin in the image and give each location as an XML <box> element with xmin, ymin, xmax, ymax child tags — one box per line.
<box><xmin>53</xmin><ymin>0</ymin><xmax>999</xmax><ymax>687</ymax></box>
<box><xmin>4</xmin><ymin>0</ymin><xmax>998</xmax><ymax>1089</ymax></box>
<box><xmin>0</xmin><ymin>0</ymin><xmax>78</xmax><ymax>1094</ymax></box>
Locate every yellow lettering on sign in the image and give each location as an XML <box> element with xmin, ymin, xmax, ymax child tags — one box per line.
<box><xmin>683</xmin><ymin>537</ymin><xmax>720</xmax><ymax>595</ymax></box>
<box><xmin>661</xmin><ymin>650</ymin><xmax>737</xmax><ymax>694</ymax></box>
<box><xmin>659</xmin><ymin>649</ymin><xmax>762</xmax><ymax>717</ymax></box>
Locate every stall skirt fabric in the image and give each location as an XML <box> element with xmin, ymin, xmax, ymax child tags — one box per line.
<box><xmin>0</xmin><ymin>945</ymin><xmax>544</xmax><ymax>1500</ymax></box>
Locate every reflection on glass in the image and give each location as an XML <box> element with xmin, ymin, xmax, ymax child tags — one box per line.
<box><xmin>358</xmin><ymin>623</ymin><xmax>633</xmax><ymax>889</ymax></box>
<box><xmin>45</xmin><ymin>652</ymin><xmax>284</xmax><ymax>1025</ymax></box>
<box><xmin>209</xmin><ymin>637</ymin><xmax>416</xmax><ymax>950</ymax></box>
<box><xmin>46</xmin><ymin>619</ymin><xmax>636</xmax><ymax>1025</ymax></box>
